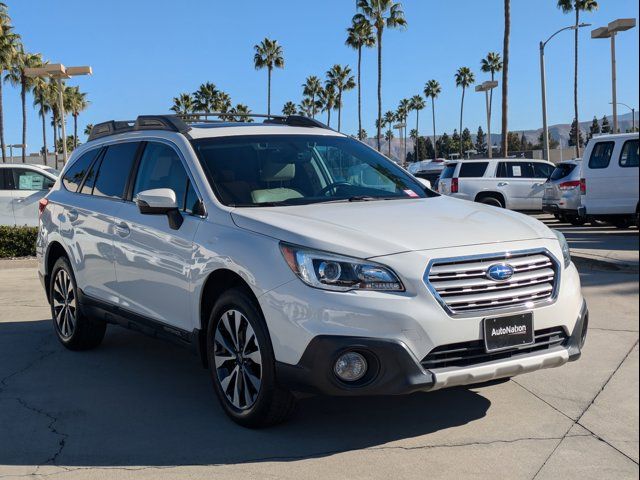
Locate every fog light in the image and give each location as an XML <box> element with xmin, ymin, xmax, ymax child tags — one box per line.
<box><xmin>334</xmin><ymin>352</ymin><xmax>367</xmax><ymax>382</ymax></box>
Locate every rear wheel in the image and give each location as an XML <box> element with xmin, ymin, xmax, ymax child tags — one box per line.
<box><xmin>567</xmin><ymin>216</ymin><xmax>586</xmax><ymax>226</ymax></box>
<box><xmin>477</xmin><ymin>196</ymin><xmax>504</xmax><ymax>208</ymax></box>
<box><xmin>49</xmin><ymin>257</ymin><xmax>106</xmax><ymax>350</ymax></box>
<box><xmin>611</xmin><ymin>217</ymin><xmax>632</xmax><ymax>229</ymax></box>
<box><xmin>207</xmin><ymin>288</ymin><xmax>295</xmax><ymax>428</ymax></box>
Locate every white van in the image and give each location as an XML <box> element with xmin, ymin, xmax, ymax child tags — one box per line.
<box><xmin>579</xmin><ymin>133</ymin><xmax>639</xmax><ymax>228</ymax></box>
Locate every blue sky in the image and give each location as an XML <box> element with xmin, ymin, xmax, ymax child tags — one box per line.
<box><xmin>5</xmin><ymin>0</ymin><xmax>639</xmax><ymax>153</ymax></box>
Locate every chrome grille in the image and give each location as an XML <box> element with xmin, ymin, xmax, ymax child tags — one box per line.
<box><xmin>425</xmin><ymin>250</ymin><xmax>560</xmax><ymax>316</ymax></box>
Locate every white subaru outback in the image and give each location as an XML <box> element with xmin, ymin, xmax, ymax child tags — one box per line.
<box><xmin>37</xmin><ymin>114</ymin><xmax>588</xmax><ymax>427</ymax></box>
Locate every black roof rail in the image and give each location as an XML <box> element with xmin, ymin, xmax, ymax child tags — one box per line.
<box><xmin>88</xmin><ymin>112</ymin><xmax>331</xmax><ymax>142</ymax></box>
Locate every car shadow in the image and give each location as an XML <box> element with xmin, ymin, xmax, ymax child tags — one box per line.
<box><xmin>0</xmin><ymin>319</ymin><xmax>491</xmax><ymax>467</ymax></box>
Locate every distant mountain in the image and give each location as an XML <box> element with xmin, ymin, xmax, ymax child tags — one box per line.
<box><xmin>363</xmin><ymin>111</ymin><xmax>638</xmax><ymax>160</ymax></box>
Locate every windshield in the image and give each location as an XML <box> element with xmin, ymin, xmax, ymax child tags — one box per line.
<box><xmin>550</xmin><ymin>163</ymin><xmax>576</xmax><ymax>181</ymax></box>
<box><xmin>440</xmin><ymin>164</ymin><xmax>457</xmax><ymax>179</ymax></box>
<box><xmin>191</xmin><ymin>135</ymin><xmax>434</xmax><ymax>207</ymax></box>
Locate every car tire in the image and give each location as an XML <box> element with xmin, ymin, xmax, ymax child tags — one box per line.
<box><xmin>49</xmin><ymin>257</ymin><xmax>106</xmax><ymax>350</ymax></box>
<box><xmin>207</xmin><ymin>288</ymin><xmax>295</xmax><ymax>428</ymax></box>
<box><xmin>611</xmin><ymin>218</ymin><xmax>632</xmax><ymax>229</ymax></box>
<box><xmin>568</xmin><ymin>216</ymin><xmax>586</xmax><ymax>226</ymax></box>
<box><xmin>478</xmin><ymin>197</ymin><xmax>504</xmax><ymax>208</ymax></box>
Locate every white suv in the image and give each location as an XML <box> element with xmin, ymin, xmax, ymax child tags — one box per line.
<box><xmin>439</xmin><ymin>159</ymin><xmax>555</xmax><ymax>210</ymax></box>
<box><xmin>37</xmin><ymin>114</ymin><xmax>588</xmax><ymax>427</ymax></box>
<box><xmin>1</xmin><ymin>164</ymin><xmax>58</xmax><ymax>226</ymax></box>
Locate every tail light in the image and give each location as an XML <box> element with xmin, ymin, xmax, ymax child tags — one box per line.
<box><xmin>451</xmin><ymin>178</ymin><xmax>459</xmax><ymax>194</ymax></box>
<box><xmin>580</xmin><ymin>178</ymin><xmax>587</xmax><ymax>194</ymax></box>
<box><xmin>559</xmin><ymin>180</ymin><xmax>581</xmax><ymax>191</ymax></box>
<box><xmin>38</xmin><ymin>198</ymin><xmax>49</xmax><ymax>218</ymax></box>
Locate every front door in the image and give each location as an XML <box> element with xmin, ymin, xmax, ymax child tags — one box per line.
<box><xmin>112</xmin><ymin>141</ymin><xmax>202</xmax><ymax>331</ymax></box>
<box><xmin>0</xmin><ymin>169</ymin><xmax>15</xmax><ymax>225</ymax></box>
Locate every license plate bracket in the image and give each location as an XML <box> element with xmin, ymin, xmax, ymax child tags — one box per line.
<box><xmin>484</xmin><ymin>313</ymin><xmax>534</xmax><ymax>353</ymax></box>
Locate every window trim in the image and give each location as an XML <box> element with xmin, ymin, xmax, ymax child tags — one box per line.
<box><xmin>128</xmin><ymin>139</ymin><xmax>206</xmax><ymax>217</ymax></box>
<box><xmin>63</xmin><ymin>147</ymin><xmax>104</xmax><ymax>193</ymax></box>
<box><xmin>588</xmin><ymin>141</ymin><xmax>615</xmax><ymax>170</ymax></box>
<box><xmin>618</xmin><ymin>139</ymin><xmax>639</xmax><ymax>168</ymax></box>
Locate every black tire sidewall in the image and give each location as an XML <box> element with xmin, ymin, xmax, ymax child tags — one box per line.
<box><xmin>206</xmin><ymin>288</ymin><xmax>278</xmax><ymax>425</ymax></box>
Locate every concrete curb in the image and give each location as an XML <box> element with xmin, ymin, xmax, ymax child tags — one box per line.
<box><xmin>572</xmin><ymin>253</ymin><xmax>639</xmax><ymax>274</ymax></box>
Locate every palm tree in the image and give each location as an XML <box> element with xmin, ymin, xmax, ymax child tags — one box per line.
<box><xmin>318</xmin><ymin>85</ymin><xmax>337</xmax><ymax>127</ymax></box>
<box><xmin>346</xmin><ymin>17</ymin><xmax>375</xmax><ymax>140</ymax></box>
<box><xmin>558</xmin><ymin>0</ymin><xmax>598</xmax><ymax>156</ymax></box>
<box><xmin>302</xmin><ymin>76</ymin><xmax>322</xmax><ymax>118</ymax></box>
<box><xmin>170</xmin><ymin>93</ymin><xmax>195</xmax><ymax>115</ymax></box>
<box><xmin>33</xmin><ymin>76</ymin><xmax>50</xmax><ymax>164</ymax></box>
<box><xmin>396</xmin><ymin>98</ymin><xmax>410</xmax><ymax>164</ymax></box>
<box><xmin>358</xmin><ymin>128</ymin><xmax>367</xmax><ymax>140</ymax></box>
<box><xmin>67</xmin><ymin>86</ymin><xmax>89</xmax><ymax>149</ymax></box>
<box><xmin>228</xmin><ymin>103</ymin><xmax>253</xmax><ymax>122</ymax></box>
<box><xmin>282</xmin><ymin>101</ymin><xmax>297</xmax><ymax>116</ymax></box>
<box><xmin>193</xmin><ymin>82</ymin><xmax>219</xmax><ymax>117</ymax></box>
<box><xmin>409</xmin><ymin>95</ymin><xmax>425</xmax><ymax>161</ymax></box>
<box><xmin>501</xmin><ymin>0</ymin><xmax>510</xmax><ymax>157</ymax></box>
<box><xmin>298</xmin><ymin>97</ymin><xmax>315</xmax><ymax>118</ymax></box>
<box><xmin>354</xmin><ymin>0</ymin><xmax>407</xmax><ymax>151</ymax></box>
<box><xmin>0</xmin><ymin>3</ymin><xmax>10</xmax><ymax>34</ymax></box>
<box><xmin>84</xmin><ymin>123</ymin><xmax>93</xmax><ymax>138</ymax></box>
<box><xmin>455</xmin><ymin>67</ymin><xmax>475</xmax><ymax>157</ymax></box>
<box><xmin>253</xmin><ymin>38</ymin><xmax>284</xmax><ymax>116</ymax></box>
<box><xmin>480</xmin><ymin>52</ymin><xmax>502</xmax><ymax>144</ymax></box>
<box><xmin>383</xmin><ymin>110</ymin><xmax>395</xmax><ymax>157</ymax></box>
<box><xmin>326</xmin><ymin>64</ymin><xmax>355</xmax><ymax>132</ymax></box>
<box><xmin>214</xmin><ymin>91</ymin><xmax>232</xmax><ymax>114</ymax></box>
<box><xmin>423</xmin><ymin>80</ymin><xmax>441</xmax><ymax>160</ymax></box>
<box><xmin>0</xmin><ymin>24</ymin><xmax>19</xmax><ymax>162</ymax></box>
<box><xmin>5</xmin><ymin>48</ymin><xmax>42</xmax><ymax>162</ymax></box>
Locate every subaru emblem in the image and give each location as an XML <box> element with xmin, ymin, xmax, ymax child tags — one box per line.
<box><xmin>487</xmin><ymin>263</ymin><xmax>514</xmax><ymax>282</ymax></box>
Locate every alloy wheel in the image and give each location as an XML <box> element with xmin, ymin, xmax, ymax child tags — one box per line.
<box><xmin>52</xmin><ymin>269</ymin><xmax>77</xmax><ymax>339</ymax></box>
<box><xmin>214</xmin><ymin>309</ymin><xmax>263</xmax><ymax>410</ymax></box>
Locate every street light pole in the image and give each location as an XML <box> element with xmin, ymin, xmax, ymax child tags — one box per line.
<box><xmin>475</xmin><ymin>81</ymin><xmax>498</xmax><ymax>158</ymax></box>
<box><xmin>611</xmin><ymin>102</ymin><xmax>637</xmax><ymax>132</ymax></box>
<box><xmin>539</xmin><ymin>24</ymin><xmax>590</xmax><ymax>161</ymax></box>
<box><xmin>592</xmin><ymin>19</ymin><xmax>636</xmax><ymax>134</ymax></box>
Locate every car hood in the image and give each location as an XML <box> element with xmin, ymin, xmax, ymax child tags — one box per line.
<box><xmin>230</xmin><ymin>196</ymin><xmax>556</xmax><ymax>258</ymax></box>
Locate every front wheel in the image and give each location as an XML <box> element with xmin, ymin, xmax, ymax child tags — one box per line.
<box><xmin>207</xmin><ymin>288</ymin><xmax>295</xmax><ymax>428</ymax></box>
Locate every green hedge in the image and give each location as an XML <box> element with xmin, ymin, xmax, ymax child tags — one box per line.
<box><xmin>0</xmin><ymin>226</ymin><xmax>38</xmax><ymax>258</ymax></box>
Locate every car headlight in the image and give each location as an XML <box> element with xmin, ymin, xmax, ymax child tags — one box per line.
<box><xmin>553</xmin><ymin>230</ymin><xmax>571</xmax><ymax>268</ymax></box>
<box><xmin>279</xmin><ymin>243</ymin><xmax>404</xmax><ymax>292</ymax></box>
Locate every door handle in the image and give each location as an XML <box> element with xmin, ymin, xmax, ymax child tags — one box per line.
<box><xmin>115</xmin><ymin>222</ymin><xmax>130</xmax><ymax>237</ymax></box>
<box><xmin>67</xmin><ymin>209</ymin><xmax>79</xmax><ymax>222</ymax></box>
<box><xmin>497</xmin><ymin>182</ymin><xmax>509</xmax><ymax>187</ymax></box>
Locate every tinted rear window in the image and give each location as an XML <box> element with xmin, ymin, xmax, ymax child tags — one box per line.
<box><xmin>458</xmin><ymin>162</ymin><xmax>488</xmax><ymax>178</ymax></box>
<box><xmin>550</xmin><ymin>164</ymin><xmax>576</xmax><ymax>181</ymax></box>
<box><xmin>93</xmin><ymin>143</ymin><xmax>140</xmax><ymax>199</ymax></box>
<box><xmin>619</xmin><ymin>139</ymin><xmax>638</xmax><ymax>168</ymax></box>
<box><xmin>588</xmin><ymin>141</ymin><xmax>615</xmax><ymax>169</ymax></box>
<box><xmin>440</xmin><ymin>164</ymin><xmax>457</xmax><ymax>179</ymax></box>
<box><xmin>62</xmin><ymin>149</ymin><xmax>100</xmax><ymax>192</ymax></box>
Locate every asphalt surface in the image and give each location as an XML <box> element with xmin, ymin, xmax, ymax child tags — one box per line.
<box><xmin>0</xmin><ymin>224</ymin><xmax>638</xmax><ymax>479</ymax></box>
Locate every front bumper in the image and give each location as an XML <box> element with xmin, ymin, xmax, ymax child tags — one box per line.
<box><xmin>276</xmin><ymin>300</ymin><xmax>588</xmax><ymax>396</ymax></box>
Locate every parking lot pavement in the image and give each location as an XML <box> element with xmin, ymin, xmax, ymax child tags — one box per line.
<box><xmin>0</xmin><ymin>260</ymin><xmax>638</xmax><ymax>480</ymax></box>
<box><xmin>534</xmin><ymin>214</ymin><xmax>639</xmax><ymax>271</ymax></box>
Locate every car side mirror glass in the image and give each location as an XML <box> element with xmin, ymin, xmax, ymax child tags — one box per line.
<box><xmin>135</xmin><ymin>188</ymin><xmax>183</xmax><ymax>230</ymax></box>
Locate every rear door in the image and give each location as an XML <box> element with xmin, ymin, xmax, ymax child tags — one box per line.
<box><xmin>530</xmin><ymin>162</ymin><xmax>554</xmax><ymax>210</ymax></box>
<box><xmin>0</xmin><ymin>169</ymin><xmax>15</xmax><ymax>225</ymax></box>
<box><xmin>584</xmin><ymin>140</ymin><xmax>616</xmax><ymax>214</ymax></box>
<box><xmin>616</xmin><ymin>139</ymin><xmax>639</xmax><ymax>214</ymax></box>
<box><xmin>496</xmin><ymin>161</ymin><xmax>536</xmax><ymax>209</ymax></box>
<box><xmin>9</xmin><ymin>168</ymin><xmax>56</xmax><ymax>226</ymax></box>
<box><xmin>112</xmin><ymin>141</ymin><xmax>203</xmax><ymax>331</ymax></box>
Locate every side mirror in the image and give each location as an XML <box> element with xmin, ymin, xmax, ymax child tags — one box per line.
<box><xmin>135</xmin><ymin>188</ymin><xmax>183</xmax><ymax>230</ymax></box>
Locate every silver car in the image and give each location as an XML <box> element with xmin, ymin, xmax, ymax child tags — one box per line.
<box><xmin>542</xmin><ymin>160</ymin><xmax>584</xmax><ymax>225</ymax></box>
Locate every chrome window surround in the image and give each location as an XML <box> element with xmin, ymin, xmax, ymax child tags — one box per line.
<box><xmin>423</xmin><ymin>248</ymin><xmax>561</xmax><ymax>318</ymax></box>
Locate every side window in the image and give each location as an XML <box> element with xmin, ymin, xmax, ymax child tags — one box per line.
<box><xmin>459</xmin><ymin>162</ymin><xmax>489</xmax><ymax>178</ymax></box>
<box><xmin>498</xmin><ymin>162</ymin><xmax>534</xmax><ymax>178</ymax></box>
<box><xmin>0</xmin><ymin>170</ymin><xmax>7</xmax><ymax>190</ymax></box>
<box><xmin>588</xmin><ymin>141</ymin><xmax>615</xmax><ymax>169</ymax></box>
<box><xmin>133</xmin><ymin>142</ymin><xmax>191</xmax><ymax>211</ymax></box>
<box><xmin>533</xmin><ymin>163</ymin><xmax>554</xmax><ymax>179</ymax></box>
<box><xmin>619</xmin><ymin>140</ymin><xmax>639</xmax><ymax>168</ymax></box>
<box><xmin>184</xmin><ymin>180</ymin><xmax>199</xmax><ymax>214</ymax></box>
<box><xmin>11</xmin><ymin>169</ymin><xmax>54</xmax><ymax>191</ymax></box>
<box><xmin>62</xmin><ymin>149</ymin><xmax>100</xmax><ymax>192</ymax></box>
<box><xmin>93</xmin><ymin>142</ymin><xmax>140</xmax><ymax>199</ymax></box>
<box><xmin>80</xmin><ymin>150</ymin><xmax>103</xmax><ymax>195</ymax></box>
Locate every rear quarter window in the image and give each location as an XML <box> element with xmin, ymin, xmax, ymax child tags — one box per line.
<box><xmin>440</xmin><ymin>164</ymin><xmax>457</xmax><ymax>179</ymax></box>
<box><xmin>619</xmin><ymin>139</ymin><xmax>639</xmax><ymax>168</ymax></box>
<box><xmin>550</xmin><ymin>164</ymin><xmax>576</xmax><ymax>181</ymax></box>
<box><xmin>588</xmin><ymin>141</ymin><xmax>615</xmax><ymax>169</ymax></box>
<box><xmin>62</xmin><ymin>149</ymin><xmax>101</xmax><ymax>192</ymax></box>
<box><xmin>458</xmin><ymin>162</ymin><xmax>489</xmax><ymax>178</ymax></box>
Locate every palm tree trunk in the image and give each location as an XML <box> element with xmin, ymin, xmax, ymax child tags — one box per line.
<box><xmin>52</xmin><ymin>113</ymin><xmax>58</xmax><ymax>168</ymax></box>
<box><xmin>489</xmin><ymin>71</ymin><xmax>494</xmax><ymax>149</ymax></box>
<box><xmin>573</xmin><ymin>8</ymin><xmax>580</xmax><ymax>157</ymax></box>
<box><xmin>337</xmin><ymin>91</ymin><xmax>342</xmax><ymax>132</ymax></box>
<box><xmin>327</xmin><ymin>108</ymin><xmax>331</xmax><ymax>127</ymax></box>
<box><xmin>376</xmin><ymin>30</ymin><xmax>383</xmax><ymax>151</ymax></box>
<box><xmin>415</xmin><ymin>111</ymin><xmax>419</xmax><ymax>160</ymax></box>
<box><xmin>41</xmin><ymin>108</ymin><xmax>48</xmax><ymax>166</ymax></box>
<box><xmin>388</xmin><ymin>132</ymin><xmax>392</xmax><ymax>157</ymax></box>
<box><xmin>403</xmin><ymin>119</ymin><xmax>407</xmax><ymax>164</ymax></box>
<box><xmin>0</xmin><ymin>78</ymin><xmax>5</xmax><ymax>163</ymax></box>
<box><xmin>357</xmin><ymin>45</ymin><xmax>362</xmax><ymax>139</ymax></box>
<box><xmin>432</xmin><ymin>97</ymin><xmax>437</xmax><ymax>160</ymax></box>
<box><xmin>459</xmin><ymin>87</ymin><xmax>465</xmax><ymax>157</ymax></box>
<box><xmin>267</xmin><ymin>67</ymin><xmax>272</xmax><ymax>116</ymax></box>
<box><xmin>500</xmin><ymin>0</ymin><xmax>510</xmax><ymax>157</ymax></box>
<box><xmin>21</xmin><ymin>78</ymin><xmax>27</xmax><ymax>163</ymax></box>
<box><xmin>73</xmin><ymin>113</ymin><xmax>78</xmax><ymax>149</ymax></box>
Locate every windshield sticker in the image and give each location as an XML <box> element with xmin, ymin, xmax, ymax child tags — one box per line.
<box><xmin>404</xmin><ymin>189</ymin><xmax>419</xmax><ymax>198</ymax></box>
<box><xmin>19</xmin><ymin>174</ymin><xmax>43</xmax><ymax>190</ymax></box>
<box><xmin>512</xmin><ymin>166</ymin><xmax>522</xmax><ymax>177</ymax></box>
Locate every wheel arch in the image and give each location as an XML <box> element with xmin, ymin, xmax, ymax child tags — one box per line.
<box><xmin>474</xmin><ymin>191</ymin><xmax>506</xmax><ymax>207</ymax></box>
<box><xmin>44</xmin><ymin>241</ymin><xmax>71</xmax><ymax>304</ymax></box>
